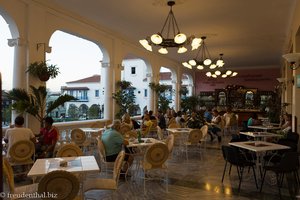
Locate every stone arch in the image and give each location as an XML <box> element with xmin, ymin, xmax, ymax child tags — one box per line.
<box><xmin>0</xmin><ymin>8</ymin><xmax>19</xmax><ymax>38</ymax></box>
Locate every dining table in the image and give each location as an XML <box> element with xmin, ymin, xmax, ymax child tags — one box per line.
<box><xmin>239</xmin><ymin>131</ymin><xmax>282</xmax><ymax>141</ymax></box>
<box><xmin>28</xmin><ymin>156</ymin><xmax>100</xmax><ymax>198</ymax></box>
<box><xmin>229</xmin><ymin>141</ymin><xmax>290</xmax><ymax>182</ymax></box>
<box><xmin>247</xmin><ymin>125</ymin><xmax>281</xmax><ymax>132</ymax></box>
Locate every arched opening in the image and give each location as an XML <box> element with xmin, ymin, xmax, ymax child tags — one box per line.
<box><xmin>47</xmin><ymin>30</ymin><xmax>104</xmax><ymax>122</ymax></box>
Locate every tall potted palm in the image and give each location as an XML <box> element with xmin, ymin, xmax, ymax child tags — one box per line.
<box><xmin>5</xmin><ymin>85</ymin><xmax>76</xmax><ymax>127</ymax></box>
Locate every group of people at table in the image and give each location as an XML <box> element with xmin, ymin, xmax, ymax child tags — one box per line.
<box><xmin>3</xmin><ymin>107</ymin><xmax>293</xmax><ymax>181</ymax></box>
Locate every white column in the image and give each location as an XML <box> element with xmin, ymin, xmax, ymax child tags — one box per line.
<box><xmin>8</xmin><ymin>38</ymin><xmax>28</xmax><ymax>122</ymax></box>
<box><xmin>147</xmin><ymin>72</ymin><xmax>155</xmax><ymax>112</ymax></box>
<box><xmin>101</xmin><ymin>62</ymin><xmax>113</xmax><ymax>120</ymax></box>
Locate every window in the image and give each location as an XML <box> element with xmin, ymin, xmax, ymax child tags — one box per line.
<box><xmin>95</xmin><ymin>90</ymin><xmax>99</xmax><ymax>97</ymax></box>
<box><xmin>131</xmin><ymin>67</ymin><xmax>136</xmax><ymax>75</ymax></box>
<box><xmin>144</xmin><ymin>89</ymin><xmax>148</xmax><ymax>97</ymax></box>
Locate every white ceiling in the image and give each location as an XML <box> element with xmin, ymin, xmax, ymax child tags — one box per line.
<box><xmin>40</xmin><ymin>0</ymin><xmax>297</xmax><ymax>69</ymax></box>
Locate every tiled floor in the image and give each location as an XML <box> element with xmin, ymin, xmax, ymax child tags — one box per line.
<box><xmin>10</xmin><ymin>135</ymin><xmax>300</xmax><ymax>200</ymax></box>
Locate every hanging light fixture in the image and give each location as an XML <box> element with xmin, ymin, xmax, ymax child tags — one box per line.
<box><xmin>182</xmin><ymin>36</ymin><xmax>214</xmax><ymax>69</ymax></box>
<box><xmin>206</xmin><ymin>54</ymin><xmax>238</xmax><ymax>78</ymax></box>
<box><xmin>139</xmin><ymin>0</ymin><xmax>201</xmax><ymax>54</ymax></box>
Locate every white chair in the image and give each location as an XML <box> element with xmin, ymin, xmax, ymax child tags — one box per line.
<box><xmin>120</xmin><ymin>124</ymin><xmax>132</xmax><ymax>136</ymax></box>
<box><xmin>96</xmin><ymin>137</ymin><xmax>114</xmax><ymax>174</ymax></box>
<box><xmin>3</xmin><ymin>158</ymin><xmax>38</xmax><ymax>200</ymax></box>
<box><xmin>83</xmin><ymin>151</ymin><xmax>125</xmax><ymax>198</ymax></box>
<box><xmin>142</xmin><ymin>143</ymin><xmax>169</xmax><ymax>194</ymax></box>
<box><xmin>71</xmin><ymin>128</ymin><xmax>90</xmax><ymax>153</ymax></box>
<box><xmin>8</xmin><ymin>140</ymin><xmax>35</xmax><ymax>176</ymax></box>
<box><xmin>165</xmin><ymin>134</ymin><xmax>175</xmax><ymax>158</ymax></box>
<box><xmin>156</xmin><ymin>126</ymin><xmax>164</xmax><ymax>140</ymax></box>
<box><xmin>223</xmin><ymin>114</ymin><xmax>239</xmax><ymax>135</ymax></box>
<box><xmin>200</xmin><ymin>125</ymin><xmax>209</xmax><ymax>150</ymax></box>
<box><xmin>56</xmin><ymin>143</ymin><xmax>83</xmax><ymax>157</ymax></box>
<box><xmin>184</xmin><ymin>129</ymin><xmax>203</xmax><ymax>160</ymax></box>
<box><xmin>38</xmin><ymin>170</ymin><xmax>80</xmax><ymax>200</ymax></box>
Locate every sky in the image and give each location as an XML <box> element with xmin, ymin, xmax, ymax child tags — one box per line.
<box><xmin>1</xmin><ymin>15</ymin><xmax>103</xmax><ymax>92</ymax></box>
<box><xmin>1</xmin><ymin>15</ymin><xmax>171</xmax><ymax>92</ymax></box>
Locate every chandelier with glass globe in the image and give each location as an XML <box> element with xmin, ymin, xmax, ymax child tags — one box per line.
<box><xmin>139</xmin><ymin>0</ymin><xmax>201</xmax><ymax>54</ymax></box>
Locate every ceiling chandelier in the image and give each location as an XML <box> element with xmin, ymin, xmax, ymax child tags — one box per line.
<box><xmin>139</xmin><ymin>0</ymin><xmax>201</xmax><ymax>54</ymax></box>
<box><xmin>182</xmin><ymin>36</ymin><xmax>216</xmax><ymax>69</ymax></box>
<box><xmin>205</xmin><ymin>54</ymin><xmax>238</xmax><ymax>78</ymax></box>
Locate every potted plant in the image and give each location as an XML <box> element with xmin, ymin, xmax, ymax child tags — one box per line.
<box><xmin>26</xmin><ymin>61</ymin><xmax>60</xmax><ymax>81</ymax></box>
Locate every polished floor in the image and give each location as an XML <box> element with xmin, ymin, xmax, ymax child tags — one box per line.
<box><xmin>11</xmin><ymin>135</ymin><xmax>300</xmax><ymax>200</ymax></box>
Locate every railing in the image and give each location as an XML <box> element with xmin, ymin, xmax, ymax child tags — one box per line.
<box><xmin>54</xmin><ymin>118</ymin><xmax>111</xmax><ymax>142</ymax></box>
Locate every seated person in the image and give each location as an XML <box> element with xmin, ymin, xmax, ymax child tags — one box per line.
<box><xmin>277</xmin><ymin>113</ymin><xmax>292</xmax><ymax>138</ymax></box>
<box><xmin>141</xmin><ymin>113</ymin><xmax>153</xmax><ymax>136</ymax></box>
<box><xmin>121</xmin><ymin>113</ymin><xmax>133</xmax><ymax>129</ymax></box>
<box><xmin>175</xmin><ymin>111</ymin><xmax>186</xmax><ymax>128</ymax></box>
<box><xmin>35</xmin><ymin>117</ymin><xmax>58</xmax><ymax>158</ymax></box>
<box><xmin>207</xmin><ymin>109</ymin><xmax>222</xmax><ymax>142</ymax></box>
<box><xmin>247</xmin><ymin>113</ymin><xmax>261</xmax><ymax>128</ymax></box>
<box><xmin>4</xmin><ymin>115</ymin><xmax>36</xmax><ymax>159</ymax></box>
<box><xmin>204</xmin><ymin>108</ymin><xmax>213</xmax><ymax>123</ymax></box>
<box><xmin>101</xmin><ymin>120</ymin><xmax>133</xmax><ymax>173</ymax></box>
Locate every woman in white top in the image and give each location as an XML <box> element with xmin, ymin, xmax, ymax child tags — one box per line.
<box><xmin>208</xmin><ymin>109</ymin><xmax>222</xmax><ymax>142</ymax></box>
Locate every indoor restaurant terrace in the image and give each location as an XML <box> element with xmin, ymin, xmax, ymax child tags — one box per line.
<box><xmin>1</xmin><ymin>0</ymin><xmax>300</xmax><ymax>199</ymax></box>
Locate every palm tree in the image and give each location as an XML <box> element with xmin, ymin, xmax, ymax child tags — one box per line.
<box><xmin>5</xmin><ymin>85</ymin><xmax>76</xmax><ymax>127</ymax></box>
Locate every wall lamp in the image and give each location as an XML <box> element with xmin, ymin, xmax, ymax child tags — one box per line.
<box><xmin>282</xmin><ymin>53</ymin><xmax>300</xmax><ymax>70</ymax></box>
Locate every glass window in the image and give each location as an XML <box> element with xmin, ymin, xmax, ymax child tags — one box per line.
<box><xmin>131</xmin><ymin>67</ymin><xmax>136</xmax><ymax>75</ymax></box>
<box><xmin>95</xmin><ymin>90</ymin><xmax>99</xmax><ymax>97</ymax></box>
<box><xmin>144</xmin><ymin>89</ymin><xmax>147</xmax><ymax>97</ymax></box>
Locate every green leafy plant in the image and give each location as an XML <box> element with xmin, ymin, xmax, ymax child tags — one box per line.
<box><xmin>113</xmin><ymin>80</ymin><xmax>138</xmax><ymax>118</ymax></box>
<box><xmin>26</xmin><ymin>61</ymin><xmax>60</xmax><ymax>81</ymax></box>
<box><xmin>149</xmin><ymin>82</ymin><xmax>172</xmax><ymax>113</ymax></box>
<box><xmin>180</xmin><ymin>95</ymin><xmax>199</xmax><ymax>112</ymax></box>
<box><xmin>5</xmin><ymin>86</ymin><xmax>76</xmax><ymax>127</ymax></box>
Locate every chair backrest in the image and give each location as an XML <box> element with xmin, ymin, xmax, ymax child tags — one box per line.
<box><xmin>188</xmin><ymin>129</ymin><xmax>202</xmax><ymax>144</ymax></box>
<box><xmin>2</xmin><ymin>158</ymin><xmax>15</xmax><ymax>193</ymax></box>
<box><xmin>120</xmin><ymin>124</ymin><xmax>132</xmax><ymax>135</ymax></box>
<box><xmin>275</xmin><ymin>151</ymin><xmax>299</xmax><ymax>171</ymax></box>
<box><xmin>225</xmin><ymin>113</ymin><xmax>238</xmax><ymax>127</ymax></box>
<box><xmin>70</xmin><ymin>128</ymin><xmax>86</xmax><ymax>145</ymax></box>
<box><xmin>112</xmin><ymin>151</ymin><xmax>125</xmax><ymax>184</ymax></box>
<box><xmin>38</xmin><ymin>170</ymin><xmax>80</xmax><ymax>200</ymax></box>
<box><xmin>221</xmin><ymin>145</ymin><xmax>229</xmax><ymax>162</ymax></box>
<box><xmin>223</xmin><ymin>145</ymin><xmax>247</xmax><ymax>166</ymax></box>
<box><xmin>126</xmin><ymin>130</ymin><xmax>137</xmax><ymax>138</ymax></box>
<box><xmin>168</xmin><ymin>123</ymin><xmax>179</xmax><ymax>129</ymax></box>
<box><xmin>9</xmin><ymin>140</ymin><xmax>35</xmax><ymax>162</ymax></box>
<box><xmin>200</xmin><ymin>125</ymin><xmax>208</xmax><ymax>139</ymax></box>
<box><xmin>97</xmin><ymin>137</ymin><xmax>107</xmax><ymax>162</ymax></box>
<box><xmin>156</xmin><ymin>126</ymin><xmax>163</xmax><ymax>140</ymax></box>
<box><xmin>144</xmin><ymin>143</ymin><xmax>169</xmax><ymax>168</ymax></box>
<box><xmin>165</xmin><ymin>134</ymin><xmax>175</xmax><ymax>154</ymax></box>
<box><xmin>56</xmin><ymin>143</ymin><xmax>83</xmax><ymax>157</ymax></box>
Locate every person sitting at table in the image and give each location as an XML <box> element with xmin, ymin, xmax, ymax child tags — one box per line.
<box><xmin>141</xmin><ymin>113</ymin><xmax>153</xmax><ymax>136</ymax></box>
<box><xmin>101</xmin><ymin>120</ymin><xmax>133</xmax><ymax>174</ymax></box>
<box><xmin>277</xmin><ymin>113</ymin><xmax>292</xmax><ymax>138</ymax></box>
<box><xmin>175</xmin><ymin>111</ymin><xmax>186</xmax><ymax>128</ymax></box>
<box><xmin>157</xmin><ymin>109</ymin><xmax>166</xmax><ymax>130</ymax></box>
<box><xmin>121</xmin><ymin>112</ymin><xmax>133</xmax><ymax>129</ymax></box>
<box><xmin>4</xmin><ymin>115</ymin><xmax>36</xmax><ymax>158</ymax></box>
<box><xmin>35</xmin><ymin>117</ymin><xmax>59</xmax><ymax>158</ymax></box>
<box><xmin>207</xmin><ymin>109</ymin><xmax>222</xmax><ymax>142</ymax></box>
<box><xmin>247</xmin><ymin>113</ymin><xmax>262</xmax><ymax>129</ymax></box>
